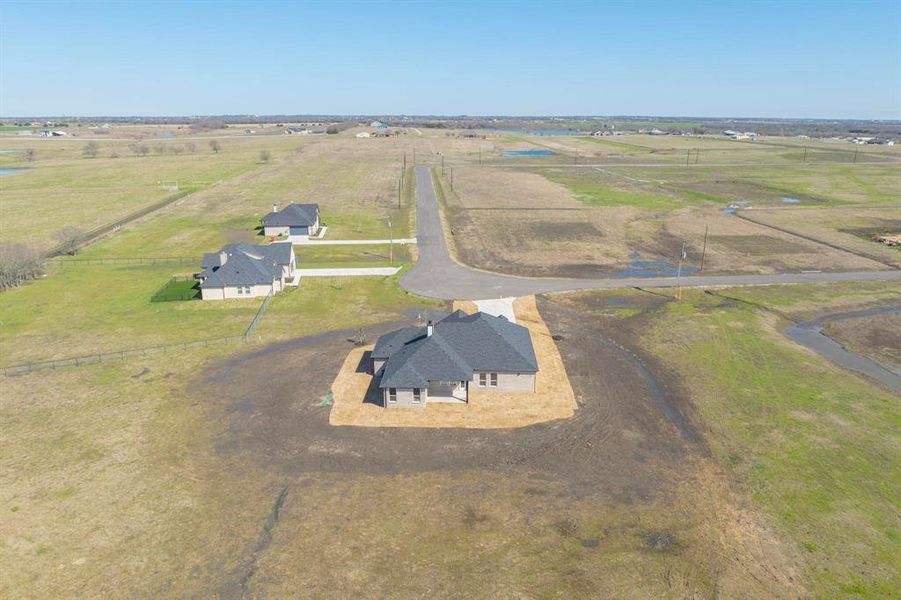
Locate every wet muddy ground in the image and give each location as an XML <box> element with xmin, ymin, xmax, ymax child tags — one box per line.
<box><xmin>198</xmin><ymin>292</ymin><xmax>703</xmax><ymax>501</ymax></box>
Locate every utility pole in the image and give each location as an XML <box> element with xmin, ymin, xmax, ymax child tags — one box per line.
<box><xmin>676</xmin><ymin>241</ymin><xmax>686</xmax><ymax>301</ymax></box>
<box><xmin>695</xmin><ymin>148</ymin><xmax>699</xmax><ymax>164</ymax></box>
<box><xmin>413</xmin><ymin>147</ymin><xmax>416</xmax><ymax>165</ymax></box>
<box><xmin>450</xmin><ymin>167</ymin><xmax>454</xmax><ymax>190</ymax></box>
<box><xmin>398</xmin><ymin>175</ymin><xmax>402</xmax><ymax>208</ymax></box>
<box><xmin>441</xmin><ymin>154</ymin><xmax>445</xmax><ymax>176</ymax></box>
<box><xmin>803</xmin><ymin>147</ymin><xmax>808</xmax><ymax>163</ymax></box>
<box><xmin>853</xmin><ymin>148</ymin><xmax>858</xmax><ymax>163</ymax></box>
<box><xmin>478</xmin><ymin>147</ymin><xmax>482</xmax><ymax>166</ymax></box>
<box><xmin>686</xmin><ymin>150</ymin><xmax>690</xmax><ymax>167</ymax></box>
<box><xmin>386</xmin><ymin>218</ymin><xmax>393</xmax><ymax>263</ymax></box>
<box><xmin>699</xmin><ymin>224</ymin><xmax>709</xmax><ymax>272</ymax></box>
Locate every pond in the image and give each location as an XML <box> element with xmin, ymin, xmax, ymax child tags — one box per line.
<box><xmin>0</xmin><ymin>167</ymin><xmax>27</xmax><ymax>176</ymax></box>
<box><xmin>502</xmin><ymin>149</ymin><xmax>556</xmax><ymax>157</ymax></box>
<box><xmin>781</xmin><ymin>197</ymin><xmax>801</xmax><ymax>204</ymax></box>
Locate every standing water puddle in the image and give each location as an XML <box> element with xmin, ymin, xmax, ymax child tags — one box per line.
<box><xmin>785</xmin><ymin>305</ymin><xmax>901</xmax><ymax>392</ymax></box>
<box><xmin>0</xmin><ymin>167</ymin><xmax>27</xmax><ymax>176</ymax></box>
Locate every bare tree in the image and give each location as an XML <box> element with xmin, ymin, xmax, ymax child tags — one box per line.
<box><xmin>185</xmin><ymin>142</ymin><xmax>196</xmax><ymax>153</ymax></box>
<box><xmin>209</xmin><ymin>139</ymin><xmax>221</xmax><ymax>153</ymax></box>
<box><xmin>53</xmin><ymin>227</ymin><xmax>86</xmax><ymax>255</ymax></box>
<box><xmin>24</xmin><ymin>148</ymin><xmax>36</xmax><ymax>162</ymax></box>
<box><xmin>0</xmin><ymin>242</ymin><xmax>44</xmax><ymax>290</ymax></box>
<box><xmin>154</xmin><ymin>143</ymin><xmax>167</xmax><ymax>154</ymax></box>
<box><xmin>259</xmin><ymin>149</ymin><xmax>271</xmax><ymax>162</ymax></box>
<box><xmin>138</xmin><ymin>144</ymin><xmax>150</xmax><ymax>156</ymax></box>
<box><xmin>109</xmin><ymin>151</ymin><xmax>119</xmax><ymax>159</ymax></box>
<box><xmin>82</xmin><ymin>141</ymin><xmax>100</xmax><ymax>158</ymax></box>
<box><xmin>171</xmin><ymin>145</ymin><xmax>184</xmax><ymax>154</ymax></box>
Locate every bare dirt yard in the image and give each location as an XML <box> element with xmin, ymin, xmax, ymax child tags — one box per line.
<box><xmin>328</xmin><ymin>296</ymin><xmax>576</xmax><ymax>428</ymax></box>
<box><xmin>186</xmin><ymin>291</ymin><xmax>805</xmax><ymax>598</ymax></box>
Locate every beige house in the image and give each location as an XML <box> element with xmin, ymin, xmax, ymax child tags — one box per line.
<box><xmin>371</xmin><ymin>311</ymin><xmax>538</xmax><ymax>408</ymax></box>
<box><xmin>197</xmin><ymin>242</ymin><xmax>296</xmax><ymax>300</ymax></box>
<box><xmin>261</xmin><ymin>203</ymin><xmax>321</xmax><ymax>241</ymax></box>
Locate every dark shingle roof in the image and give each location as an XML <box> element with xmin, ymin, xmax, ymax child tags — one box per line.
<box><xmin>262</xmin><ymin>203</ymin><xmax>319</xmax><ymax>227</ymax></box>
<box><xmin>377</xmin><ymin>310</ymin><xmax>538</xmax><ymax>389</ymax></box>
<box><xmin>199</xmin><ymin>242</ymin><xmax>294</xmax><ymax>289</ymax></box>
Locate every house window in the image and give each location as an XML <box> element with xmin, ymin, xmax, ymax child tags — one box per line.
<box><xmin>412</xmin><ymin>388</ymin><xmax>421</xmax><ymax>403</ymax></box>
<box><xmin>490</xmin><ymin>373</ymin><xmax>498</xmax><ymax>387</ymax></box>
<box><xmin>236</xmin><ymin>286</ymin><xmax>244</xmax><ymax>295</ymax></box>
<box><xmin>478</xmin><ymin>373</ymin><xmax>487</xmax><ymax>387</ymax></box>
<box><xmin>244</xmin><ymin>285</ymin><xmax>252</xmax><ymax>294</ymax></box>
<box><xmin>387</xmin><ymin>388</ymin><xmax>397</xmax><ymax>403</ymax></box>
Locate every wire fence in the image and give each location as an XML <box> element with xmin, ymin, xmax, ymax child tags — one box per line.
<box><xmin>55</xmin><ymin>256</ymin><xmax>197</xmax><ymax>266</ymax></box>
<box><xmin>243</xmin><ymin>288</ymin><xmax>274</xmax><ymax>338</ymax></box>
<box><xmin>0</xmin><ymin>335</ymin><xmax>247</xmax><ymax>376</ymax></box>
<box><xmin>2</xmin><ymin>289</ymin><xmax>275</xmax><ymax>376</ymax></box>
<box><xmin>46</xmin><ymin>188</ymin><xmax>194</xmax><ymax>258</ymax></box>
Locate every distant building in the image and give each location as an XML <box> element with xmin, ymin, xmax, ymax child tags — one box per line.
<box><xmin>261</xmin><ymin>203</ymin><xmax>322</xmax><ymax>241</ymax></box>
<box><xmin>370</xmin><ymin>121</ymin><xmax>387</xmax><ymax>128</ymax></box>
<box><xmin>356</xmin><ymin>131</ymin><xmax>371</xmax><ymax>138</ymax></box>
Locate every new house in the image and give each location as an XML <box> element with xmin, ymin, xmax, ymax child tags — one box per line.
<box><xmin>371</xmin><ymin>311</ymin><xmax>539</xmax><ymax>408</ymax></box>
<box><xmin>261</xmin><ymin>203</ymin><xmax>321</xmax><ymax>240</ymax></box>
<box><xmin>197</xmin><ymin>242</ymin><xmax>296</xmax><ymax>300</ymax></box>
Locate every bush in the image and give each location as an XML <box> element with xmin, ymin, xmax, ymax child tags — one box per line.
<box><xmin>82</xmin><ymin>141</ymin><xmax>100</xmax><ymax>158</ymax></box>
<box><xmin>0</xmin><ymin>242</ymin><xmax>44</xmax><ymax>290</ymax></box>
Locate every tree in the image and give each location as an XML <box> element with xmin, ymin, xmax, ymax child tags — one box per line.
<box><xmin>259</xmin><ymin>149</ymin><xmax>271</xmax><ymax>162</ymax></box>
<box><xmin>154</xmin><ymin>143</ymin><xmax>167</xmax><ymax>154</ymax></box>
<box><xmin>24</xmin><ymin>148</ymin><xmax>36</xmax><ymax>162</ymax></box>
<box><xmin>185</xmin><ymin>142</ymin><xmax>196</xmax><ymax>153</ymax></box>
<box><xmin>137</xmin><ymin>144</ymin><xmax>150</xmax><ymax>156</ymax></box>
<box><xmin>82</xmin><ymin>141</ymin><xmax>100</xmax><ymax>158</ymax></box>
<box><xmin>0</xmin><ymin>242</ymin><xmax>44</xmax><ymax>290</ymax></box>
<box><xmin>53</xmin><ymin>227</ymin><xmax>86</xmax><ymax>255</ymax></box>
<box><xmin>209</xmin><ymin>139</ymin><xmax>221</xmax><ymax>153</ymax></box>
<box><xmin>326</xmin><ymin>125</ymin><xmax>339</xmax><ymax>134</ymax></box>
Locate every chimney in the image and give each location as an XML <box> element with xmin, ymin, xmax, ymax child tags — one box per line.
<box><xmin>426</xmin><ymin>320</ymin><xmax>433</xmax><ymax>337</ymax></box>
<box><xmin>272</xmin><ymin>203</ymin><xmax>278</xmax><ymax>213</ymax></box>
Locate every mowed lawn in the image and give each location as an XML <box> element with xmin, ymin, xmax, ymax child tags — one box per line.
<box><xmin>253</xmin><ymin>273</ymin><xmax>442</xmax><ymax>342</ymax></box>
<box><xmin>0</xmin><ymin>262</ymin><xmax>260</xmax><ymax>366</ymax></box>
<box><xmin>646</xmin><ymin>286</ymin><xmax>901</xmax><ymax>598</ymax></box>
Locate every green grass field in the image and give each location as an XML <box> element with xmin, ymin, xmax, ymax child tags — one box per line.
<box><xmin>646</xmin><ymin>286</ymin><xmax>901</xmax><ymax>597</ymax></box>
<box><xmin>0</xmin><ymin>262</ymin><xmax>260</xmax><ymax>366</ymax></box>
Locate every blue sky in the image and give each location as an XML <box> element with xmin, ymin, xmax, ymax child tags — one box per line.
<box><xmin>1</xmin><ymin>1</ymin><xmax>899</xmax><ymax>118</ymax></box>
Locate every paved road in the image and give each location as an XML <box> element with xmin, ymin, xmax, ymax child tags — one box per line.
<box><xmin>399</xmin><ymin>166</ymin><xmax>901</xmax><ymax>300</ymax></box>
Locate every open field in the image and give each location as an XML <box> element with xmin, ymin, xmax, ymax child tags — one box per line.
<box><xmin>8</xmin><ymin>280</ymin><xmax>898</xmax><ymax>597</ymax></box>
<box><xmin>437</xmin><ymin>161</ymin><xmax>893</xmax><ymax>277</ymax></box>
<box><xmin>0</xmin><ymin>134</ymin><xmax>308</xmax><ymax>253</ymax></box>
<box><xmin>2</xmin><ymin>128</ymin><xmax>899</xmax><ymax>598</ymax></box>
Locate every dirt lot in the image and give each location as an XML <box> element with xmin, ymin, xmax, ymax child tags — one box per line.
<box><xmin>328</xmin><ymin>296</ymin><xmax>576</xmax><ymax>428</ymax></box>
<box><xmin>188</xmin><ymin>291</ymin><xmax>805</xmax><ymax>597</ymax></box>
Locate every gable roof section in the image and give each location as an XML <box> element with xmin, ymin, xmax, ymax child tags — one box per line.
<box><xmin>262</xmin><ymin>203</ymin><xmax>319</xmax><ymax>227</ymax></box>
<box><xmin>376</xmin><ymin>310</ymin><xmax>538</xmax><ymax>389</ymax></box>
<box><xmin>199</xmin><ymin>242</ymin><xmax>294</xmax><ymax>289</ymax></box>
<box><xmin>379</xmin><ymin>332</ymin><xmax>472</xmax><ymax>389</ymax></box>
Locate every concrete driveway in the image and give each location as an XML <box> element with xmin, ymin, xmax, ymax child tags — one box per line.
<box><xmin>399</xmin><ymin>166</ymin><xmax>901</xmax><ymax>300</ymax></box>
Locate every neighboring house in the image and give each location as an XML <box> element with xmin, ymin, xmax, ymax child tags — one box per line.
<box><xmin>261</xmin><ymin>203</ymin><xmax>321</xmax><ymax>240</ymax></box>
<box><xmin>371</xmin><ymin>311</ymin><xmax>539</xmax><ymax>408</ymax></box>
<box><xmin>356</xmin><ymin>131</ymin><xmax>371</xmax><ymax>138</ymax></box>
<box><xmin>197</xmin><ymin>242</ymin><xmax>296</xmax><ymax>300</ymax></box>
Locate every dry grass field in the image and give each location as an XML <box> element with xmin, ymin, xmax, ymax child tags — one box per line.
<box><xmin>2</xmin><ymin>128</ymin><xmax>899</xmax><ymax>599</ymax></box>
